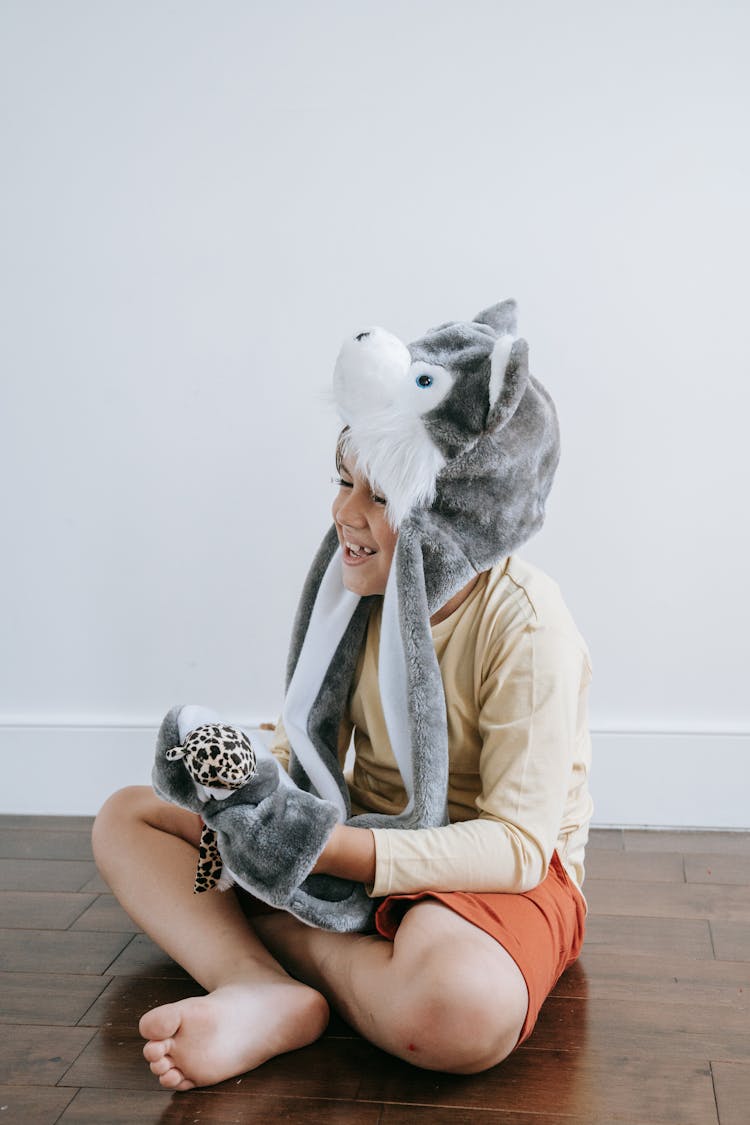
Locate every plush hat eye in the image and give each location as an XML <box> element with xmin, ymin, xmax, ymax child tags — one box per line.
<box><xmin>416</xmin><ymin>374</ymin><xmax>434</xmax><ymax>388</ymax></box>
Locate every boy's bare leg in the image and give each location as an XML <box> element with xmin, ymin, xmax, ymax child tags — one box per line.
<box><xmin>95</xmin><ymin>786</ymin><xmax>526</xmax><ymax>1082</ymax></box>
<box><xmin>92</xmin><ymin>787</ymin><xmax>329</xmax><ymax>1091</ymax></box>
<box><xmin>253</xmin><ymin>898</ymin><xmax>529</xmax><ymax>1074</ymax></box>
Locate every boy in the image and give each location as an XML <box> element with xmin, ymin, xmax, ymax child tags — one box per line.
<box><xmin>93</xmin><ymin>301</ymin><xmax>592</xmax><ymax>1087</ymax></box>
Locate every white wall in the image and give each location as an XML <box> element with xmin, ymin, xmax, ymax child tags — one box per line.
<box><xmin>1</xmin><ymin>1</ymin><xmax>748</xmax><ymax>825</ymax></box>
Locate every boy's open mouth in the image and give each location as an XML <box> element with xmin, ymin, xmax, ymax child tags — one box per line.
<box><xmin>344</xmin><ymin>539</ymin><xmax>377</xmax><ymax>562</ymax></box>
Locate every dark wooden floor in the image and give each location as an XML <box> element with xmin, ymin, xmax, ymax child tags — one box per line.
<box><xmin>1</xmin><ymin>818</ymin><xmax>748</xmax><ymax>1124</ymax></box>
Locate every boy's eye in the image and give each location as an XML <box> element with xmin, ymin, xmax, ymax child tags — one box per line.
<box><xmin>331</xmin><ymin>476</ymin><xmax>386</xmax><ymax>505</ymax></box>
<box><xmin>416</xmin><ymin>373</ymin><xmax>434</xmax><ymax>388</ymax></box>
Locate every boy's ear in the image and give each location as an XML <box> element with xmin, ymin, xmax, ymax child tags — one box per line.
<box><xmin>488</xmin><ymin>337</ymin><xmax>529</xmax><ymax>431</ymax></box>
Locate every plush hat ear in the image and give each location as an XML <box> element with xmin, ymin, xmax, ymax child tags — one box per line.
<box><xmin>473</xmin><ymin>298</ymin><xmax>518</xmax><ymax>337</ymax></box>
<box><xmin>165</xmin><ymin>745</ymin><xmax>187</xmax><ymax>762</ymax></box>
<box><xmin>488</xmin><ymin>336</ymin><xmax>529</xmax><ymax>431</ymax></box>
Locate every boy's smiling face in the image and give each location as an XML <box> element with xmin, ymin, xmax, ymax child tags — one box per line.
<box><xmin>332</xmin><ymin>456</ymin><xmax>398</xmax><ymax>597</ymax></box>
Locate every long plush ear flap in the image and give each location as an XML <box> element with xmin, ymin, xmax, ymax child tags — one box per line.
<box><xmin>389</xmin><ymin>527</ymin><xmax>450</xmax><ymax>827</ymax></box>
<box><xmin>283</xmin><ymin>538</ymin><xmax>364</xmax><ymax>820</ymax></box>
<box><xmin>349</xmin><ymin>522</ymin><xmax>450</xmax><ymax>832</ymax></box>
<box><xmin>488</xmin><ymin>337</ymin><xmax>529</xmax><ymax>431</ymax></box>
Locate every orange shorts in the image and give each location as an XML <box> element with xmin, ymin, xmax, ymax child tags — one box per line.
<box><xmin>373</xmin><ymin>850</ymin><xmax>586</xmax><ymax>1047</ymax></box>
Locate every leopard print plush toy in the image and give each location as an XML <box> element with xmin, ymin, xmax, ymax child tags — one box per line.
<box><xmin>165</xmin><ymin>723</ymin><xmax>256</xmax><ymax>894</ymax></box>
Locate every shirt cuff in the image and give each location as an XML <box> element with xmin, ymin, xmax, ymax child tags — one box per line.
<box><xmin>368</xmin><ymin>828</ymin><xmax>394</xmax><ymax>897</ymax></box>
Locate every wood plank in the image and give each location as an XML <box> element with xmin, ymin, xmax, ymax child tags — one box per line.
<box><xmin>587</xmin><ymin>828</ymin><xmax>624</xmax><ymax>851</ymax></box>
<box><xmin>583</xmin><ymin>914</ymin><xmax>715</xmax><ymax>958</ymax></box>
<box><xmin>0</xmin><ymin>1084</ymin><xmax>77</xmax><ymax>1124</ymax></box>
<box><xmin>710</xmin><ymin>921</ymin><xmax>750</xmax><ymax>962</ymax></box>
<box><xmin>584</xmin><ymin>879</ymin><xmax>750</xmax><ymax>921</ymax></box>
<box><xmin>711</xmin><ymin>1060</ymin><xmax>750</xmax><ymax>1125</ymax></box>
<box><xmin>0</xmin><ymin>858</ymin><xmax>97</xmax><ymax>893</ymax></box>
<box><xmin>79</xmin><ymin>976</ymin><xmax>206</xmax><ymax>1029</ymax></box>
<box><xmin>528</xmin><ymin>995</ymin><xmax>750</xmax><ymax>1062</ymax></box>
<box><xmin>0</xmin><ymin>1025</ymin><xmax>95</xmax><ymax>1084</ymax></box>
<box><xmin>356</xmin><ymin>1047</ymin><xmax>718</xmax><ymax>1124</ymax></box>
<box><xmin>0</xmin><ymin>890</ymin><xmax>95</xmax><ymax>929</ymax></box>
<box><xmin>552</xmin><ymin>948</ymin><xmax>750</xmax><ymax>1008</ymax></box>
<box><xmin>61</xmin><ymin>1027</ymin><xmax>369</xmax><ymax>1097</ymax></box>
<box><xmin>78</xmin><ymin>871</ymin><xmax>110</xmax><ymax>893</ymax></box>
<box><xmin>104</xmin><ymin>934</ymin><xmax>190</xmax><ymax>978</ymax></box>
<box><xmin>0</xmin><ymin>815</ymin><xmax>94</xmax><ymax>831</ymax></box>
<box><xmin>2</xmin><ymin>816</ymin><xmax>749</xmax><ymax>1125</ymax></box>
<box><xmin>0</xmin><ymin>928</ymin><xmax>131</xmax><ymax>974</ymax></box>
<box><xmin>622</xmin><ymin>830</ymin><xmax>750</xmax><ymax>856</ymax></box>
<box><xmin>0</xmin><ymin>828</ymin><xmax>93</xmax><ymax>861</ymax></box>
<box><xmin>684</xmin><ymin>854</ymin><xmax>750</xmax><ymax>886</ymax></box>
<box><xmin>70</xmin><ymin>894</ymin><xmax>140</xmax><ymax>933</ymax></box>
<box><xmin>584</xmin><ymin>849</ymin><xmax>685</xmax><ymax>882</ymax></box>
<box><xmin>380</xmin><ymin>1107</ymin><xmax>649</xmax><ymax>1125</ymax></box>
<box><xmin>0</xmin><ymin>971</ymin><xmax>110</xmax><ymax>1025</ymax></box>
<box><xmin>58</xmin><ymin>1088</ymin><xmax>381</xmax><ymax>1124</ymax></box>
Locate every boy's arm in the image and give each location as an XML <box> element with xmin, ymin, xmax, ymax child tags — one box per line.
<box><xmin>301</xmin><ymin>622</ymin><xmax>589</xmax><ymax>897</ymax></box>
<box><xmin>312</xmin><ymin>824</ymin><xmax>376</xmax><ymax>883</ymax></box>
<box><xmin>367</xmin><ymin>623</ymin><xmax>592</xmax><ymax>896</ymax></box>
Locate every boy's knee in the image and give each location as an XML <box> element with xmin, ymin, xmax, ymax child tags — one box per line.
<box><xmin>398</xmin><ymin>956</ymin><xmax>527</xmax><ymax>1073</ymax></box>
<box><xmin>94</xmin><ymin>785</ymin><xmax>149</xmax><ymax>830</ymax></box>
<box><xmin>92</xmin><ymin>785</ymin><xmax>202</xmax><ymax>868</ymax></box>
<box><xmin>92</xmin><ymin>786</ymin><xmax>154</xmax><ymax>862</ymax></box>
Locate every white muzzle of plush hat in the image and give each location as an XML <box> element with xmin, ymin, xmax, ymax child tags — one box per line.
<box><xmin>332</xmin><ymin>326</ymin><xmax>456</xmax><ymax>528</ymax></box>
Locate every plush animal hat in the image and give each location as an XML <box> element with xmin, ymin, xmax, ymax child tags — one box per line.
<box><xmin>153</xmin><ymin>298</ymin><xmax>560</xmax><ymax>932</ymax></box>
<box><xmin>280</xmin><ymin>298</ymin><xmax>560</xmax><ymax>920</ymax></box>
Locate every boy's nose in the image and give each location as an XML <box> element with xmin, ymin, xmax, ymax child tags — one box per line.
<box><xmin>336</xmin><ymin>501</ymin><xmax>367</xmax><ymax>529</ymax></box>
<box><xmin>335</xmin><ymin>492</ymin><xmax>367</xmax><ymax>528</ymax></box>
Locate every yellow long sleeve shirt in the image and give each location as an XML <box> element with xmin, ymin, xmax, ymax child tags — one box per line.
<box><xmin>269</xmin><ymin>554</ymin><xmax>594</xmax><ymax>899</ymax></box>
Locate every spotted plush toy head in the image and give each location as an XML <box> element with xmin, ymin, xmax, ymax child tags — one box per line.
<box><xmin>165</xmin><ymin>723</ymin><xmax>255</xmax><ymax>790</ymax></box>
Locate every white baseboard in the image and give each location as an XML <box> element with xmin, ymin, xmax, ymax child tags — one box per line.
<box><xmin>588</xmin><ymin>728</ymin><xmax>749</xmax><ymax>830</ymax></box>
<box><xmin>0</xmin><ymin>719</ymin><xmax>274</xmax><ymax>817</ymax></box>
<box><xmin>1</xmin><ymin>721</ymin><xmax>748</xmax><ymax>828</ymax></box>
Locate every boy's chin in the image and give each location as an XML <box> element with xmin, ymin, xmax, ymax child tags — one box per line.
<box><xmin>341</xmin><ymin>569</ymin><xmax>387</xmax><ymax>597</ymax></box>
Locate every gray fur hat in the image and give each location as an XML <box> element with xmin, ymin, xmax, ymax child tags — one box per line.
<box><xmin>281</xmin><ymin>298</ymin><xmax>560</xmax><ymax>924</ymax></box>
<box><xmin>153</xmin><ymin>298</ymin><xmax>560</xmax><ymax>931</ymax></box>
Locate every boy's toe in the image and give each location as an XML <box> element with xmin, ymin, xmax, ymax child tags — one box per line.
<box><xmin>142</xmin><ymin>1037</ymin><xmax>173</xmax><ymax>1063</ymax></box>
<box><xmin>149</xmin><ymin>1054</ymin><xmax>176</xmax><ymax>1076</ymax></box>
<box><xmin>159</xmin><ymin>1066</ymin><xmax>194</xmax><ymax>1091</ymax></box>
<box><xmin>139</xmin><ymin>1001</ymin><xmax>182</xmax><ymax>1042</ymax></box>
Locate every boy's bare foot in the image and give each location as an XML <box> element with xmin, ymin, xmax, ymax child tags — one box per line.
<box><xmin>139</xmin><ymin>973</ymin><xmax>329</xmax><ymax>1090</ymax></box>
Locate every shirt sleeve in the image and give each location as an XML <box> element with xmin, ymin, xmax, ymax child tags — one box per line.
<box><xmin>267</xmin><ymin>714</ymin><xmax>354</xmax><ymax>774</ymax></box>
<box><xmin>369</xmin><ymin>623</ymin><xmax>587</xmax><ymax>896</ymax></box>
<box><xmin>267</xmin><ymin>715</ymin><xmax>291</xmax><ymax>772</ymax></box>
